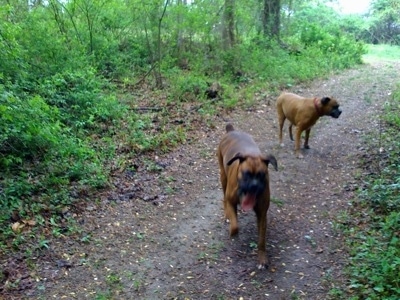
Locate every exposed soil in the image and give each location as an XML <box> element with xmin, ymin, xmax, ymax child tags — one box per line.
<box><xmin>2</xmin><ymin>59</ymin><xmax>400</xmax><ymax>300</ymax></box>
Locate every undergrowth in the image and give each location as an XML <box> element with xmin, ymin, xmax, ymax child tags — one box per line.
<box><xmin>331</xmin><ymin>84</ymin><xmax>400</xmax><ymax>299</ymax></box>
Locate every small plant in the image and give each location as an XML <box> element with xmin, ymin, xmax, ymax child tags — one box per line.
<box><xmin>80</xmin><ymin>234</ymin><xmax>92</xmax><ymax>243</ymax></box>
<box><xmin>249</xmin><ymin>241</ymin><xmax>258</xmax><ymax>249</ymax></box>
<box><xmin>271</xmin><ymin>197</ymin><xmax>284</xmax><ymax>207</ymax></box>
<box><xmin>94</xmin><ymin>290</ymin><xmax>112</xmax><ymax>300</ymax></box>
<box><xmin>106</xmin><ymin>272</ymin><xmax>121</xmax><ymax>285</ymax></box>
<box><xmin>37</xmin><ymin>238</ymin><xmax>50</xmax><ymax>250</ymax></box>
<box><xmin>135</xmin><ymin>232</ymin><xmax>145</xmax><ymax>240</ymax></box>
<box><xmin>132</xmin><ymin>278</ymin><xmax>141</xmax><ymax>291</ymax></box>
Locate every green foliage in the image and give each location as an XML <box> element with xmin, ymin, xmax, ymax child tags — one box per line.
<box><xmin>167</xmin><ymin>70</ymin><xmax>208</xmax><ymax>102</ymax></box>
<box><xmin>369</xmin><ymin>0</ymin><xmax>400</xmax><ymax>44</ymax></box>
<box><xmin>0</xmin><ymin>90</ymin><xmax>62</xmax><ymax>165</ymax></box>
<box><xmin>331</xmin><ymin>0</ymin><xmax>400</xmax><ymax>45</ymax></box>
<box><xmin>347</xmin><ymin>211</ymin><xmax>400</xmax><ymax>299</ymax></box>
<box><xmin>385</xmin><ymin>85</ymin><xmax>400</xmax><ymax>125</ymax></box>
<box><xmin>36</xmin><ymin>69</ymin><xmax>124</xmax><ymax>129</ymax></box>
<box><xmin>297</xmin><ymin>23</ymin><xmax>366</xmax><ymax>68</ymax></box>
<box><xmin>337</xmin><ymin>83</ymin><xmax>400</xmax><ymax>299</ymax></box>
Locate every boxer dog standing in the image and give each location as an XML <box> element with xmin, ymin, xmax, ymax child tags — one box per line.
<box><xmin>276</xmin><ymin>92</ymin><xmax>342</xmax><ymax>158</ymax></box>
<box><xmin>217</xmin><ymin>124</ymin><xmax>278</xmax><ymax>269</ymax></box>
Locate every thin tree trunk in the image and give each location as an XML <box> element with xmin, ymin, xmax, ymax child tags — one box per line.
<box><xmin>154</xmin><ymin>0</ymin><xmax>169</xmax><ymax>89</ymax></box>
<box><xmin>222</xmin><ymin>0</ymin><xmax>235</xmax><ymax>50</ymax></box>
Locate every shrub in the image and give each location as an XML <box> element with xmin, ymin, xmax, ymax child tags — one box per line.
<box><xmin>35</xmin><ymin>69</ymin><xmax>123</xmax><ymax>130</ymax></box>
<box><xmin>0</xmin><ymin>90</ymin><xmax>62</xmax><ymax>166</ymax></box>
<box><xmin>297</xmin><ymin>23</ymin><xmax>366</xmax><ymax>69</ymax></box>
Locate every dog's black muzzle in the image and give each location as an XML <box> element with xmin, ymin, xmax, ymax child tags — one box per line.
<box><xmin>330</xmin><ymin>108</ymin><xmax>342</xmax><ymax>118</ymax></box>
<box><xmin>238</xmin><ymin>171</ymin><xmax>266</xmax><ymax>196</ymax></box>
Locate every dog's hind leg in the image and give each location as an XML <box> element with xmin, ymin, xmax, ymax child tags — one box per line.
<box><xmin>278</xmin><ymin>114</ymin><xmax>286</xmax><ymax>147</ymax></box>
<box><xmin>289</xmin><ymin>123</ymin><xmax>294</xmax><ymax>141</ymax></box>
<box><xmin>304</xmin><ymin>128</ymin><xmax>311</xmax><ymax>149</ymax></box>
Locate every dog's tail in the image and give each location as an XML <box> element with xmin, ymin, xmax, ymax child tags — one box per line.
<box><xmin>226</xmin><ymin>123</ymin><xmax>234</xmax><ymax>132</ymax></box>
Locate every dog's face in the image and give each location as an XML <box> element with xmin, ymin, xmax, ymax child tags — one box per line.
<box><xmin>227</xmin><ymin>154</ymin><xmax>278</xmax><ymax>211</ymax></box>
<box><xmin>321</xmin><ymin>97</ymin><xmax>342</xmax><ymax>118</ymax></box>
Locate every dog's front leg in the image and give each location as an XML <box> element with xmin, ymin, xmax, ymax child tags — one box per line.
<box><xmin>256</xmin><ymin>208</ymin><xmax>268</xmax><ymax>269</ymax></box>
<box><xmin>295</xmin><ymin>127</ymin><xmax>304</xmax><ymax>158</ymax></box>
<box><xmin>224</xmin><ymin>195</ymin><xmax>239</xmax><ymax>237</ymax></box>
<box><xmin>219</xmin><ymin>169</ymin><xmax>227</xmax><ymax>195</ymax></box>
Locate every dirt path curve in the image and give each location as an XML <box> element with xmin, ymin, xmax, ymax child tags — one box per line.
<box><xmin>36</xmin><ymin>59</ymin><xmax>399</xmax><ymax>300</ymax></box>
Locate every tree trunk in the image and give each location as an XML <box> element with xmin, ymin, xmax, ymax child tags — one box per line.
<box><xmin>263</xmin><ymin>0</ymin><xmax>281</xmax><ymax>39</ymax></box>
<box><xmin>176</xmin><ymin>0</ymin><xmax>187</xmax><ymax>69</ymax></box>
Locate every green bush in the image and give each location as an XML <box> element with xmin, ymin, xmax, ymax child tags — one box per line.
<box><xmin>297</xmin><ymin>23</ymin><xmax>366</xmax><ymax>69</ymax></box>
<box><xmin>238</xmin><ymin>41</ymin><xmax>329</xmax><ymax>86</ymax></box>
<box><xmin>168</xmin><ymin>71</ymin><xmax>208</xmax><ymax>102</ymax></box>
<box><xmin>34</xmin><ymin>69</ymin><xmax>124</xmax><ymax>130</ymax></box>
<box><xmin>0</xmin><ymin>90</ymin><xmax>62</xmax><ymax>166</ymax></box>
<box><xmin>96</xmin><ymin>36</ymin><xmax>151</xmax><ymax>78</ymax></box>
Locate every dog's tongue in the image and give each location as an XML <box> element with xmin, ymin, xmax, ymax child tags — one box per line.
<box><xmin>241</xmin><ymin>194</ymin><xmax>256</xmax><ymax>212</ymax></box>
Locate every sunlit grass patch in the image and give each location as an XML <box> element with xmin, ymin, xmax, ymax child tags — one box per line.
<box><xmin>363</xmin><ymin>44</ymin><xmax>400</xmax><ymax>62</ymax></box>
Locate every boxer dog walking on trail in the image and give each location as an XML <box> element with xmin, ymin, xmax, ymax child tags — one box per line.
<box><xmin>276</xmin><ymin>92</ymin><xmax>342</xmax><ymax>158</ymax></box>
<box><xmin>217</xmin><ymin>124</ymin><xmax>278</xmax><ymax>269</ymax></box>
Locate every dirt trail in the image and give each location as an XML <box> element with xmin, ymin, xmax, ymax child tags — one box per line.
<box><xmin>23</xmin><ymin>59</ymin><xmax>400</xmax><ymax>300</ymax></box>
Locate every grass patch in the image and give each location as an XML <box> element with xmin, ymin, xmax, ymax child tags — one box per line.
<box><xmin>363</xmin><ymin>44</ymin><xmax>400</xmax><ymax>62</ymax></box>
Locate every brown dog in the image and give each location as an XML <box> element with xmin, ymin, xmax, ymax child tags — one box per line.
<box><xmin>276</xmin><ymin>92</ymin><xmax>342</xmax><ymax>158</ymax></box>
<box><xmin>217</xmin><ymin>124</ymin><xmax>278</xmax><ymax>269</ymax></box>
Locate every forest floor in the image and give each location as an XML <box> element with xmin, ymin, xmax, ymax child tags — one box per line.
<box><xmin>3</xmin><ymin>58</ymin><xmax>400</xmax><ymax>300</ymax></box>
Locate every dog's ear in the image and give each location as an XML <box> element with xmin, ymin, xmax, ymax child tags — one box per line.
<box><xmin>321</xmin><ymin>97</ymin><xmax>331</xmax><ymax>105</ymax></box>
<box><xmin>226</xmin><ymin>123</ymin><xmax>235</xmax><ymax>132</ymax></box>
<box><xmin>263</xmin><ymin>154</ymin><xmax>278</xmax><ymax>171</ymax></box>
<box><xmin>227</xmin><ymin>153</ymin><xmax>246</xmax><ymax>166</ymax></box>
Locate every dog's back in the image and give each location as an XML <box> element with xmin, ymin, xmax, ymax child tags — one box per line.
<box><xmin>277</xmin><ymin>92</ymin><xmax>310</xmax><ymax>116</ymax></box>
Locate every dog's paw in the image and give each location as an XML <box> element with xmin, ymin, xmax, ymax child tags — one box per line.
<box><xmin>229</xmin><ymin>226</ymin><xmax>239</xmax><ymax>237</ymax></box>
<box><xmin>304</xmin><ymin>145</ymin><xmax>310</xmax><ymax>149</ymax></box>
<box><xmin>257</xmin><ymin>255</ymin><xmax>269</xmax><ymax>270</ymax></box>
<box><xmin>257</xmin><ymin>263</ymin><xmax>265</xmax><ymax>270</ymax></box>
<box><xmin>257</xmin><ymin>262</ymin><xmax>270</xmax><ymax>270</ymax></box>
